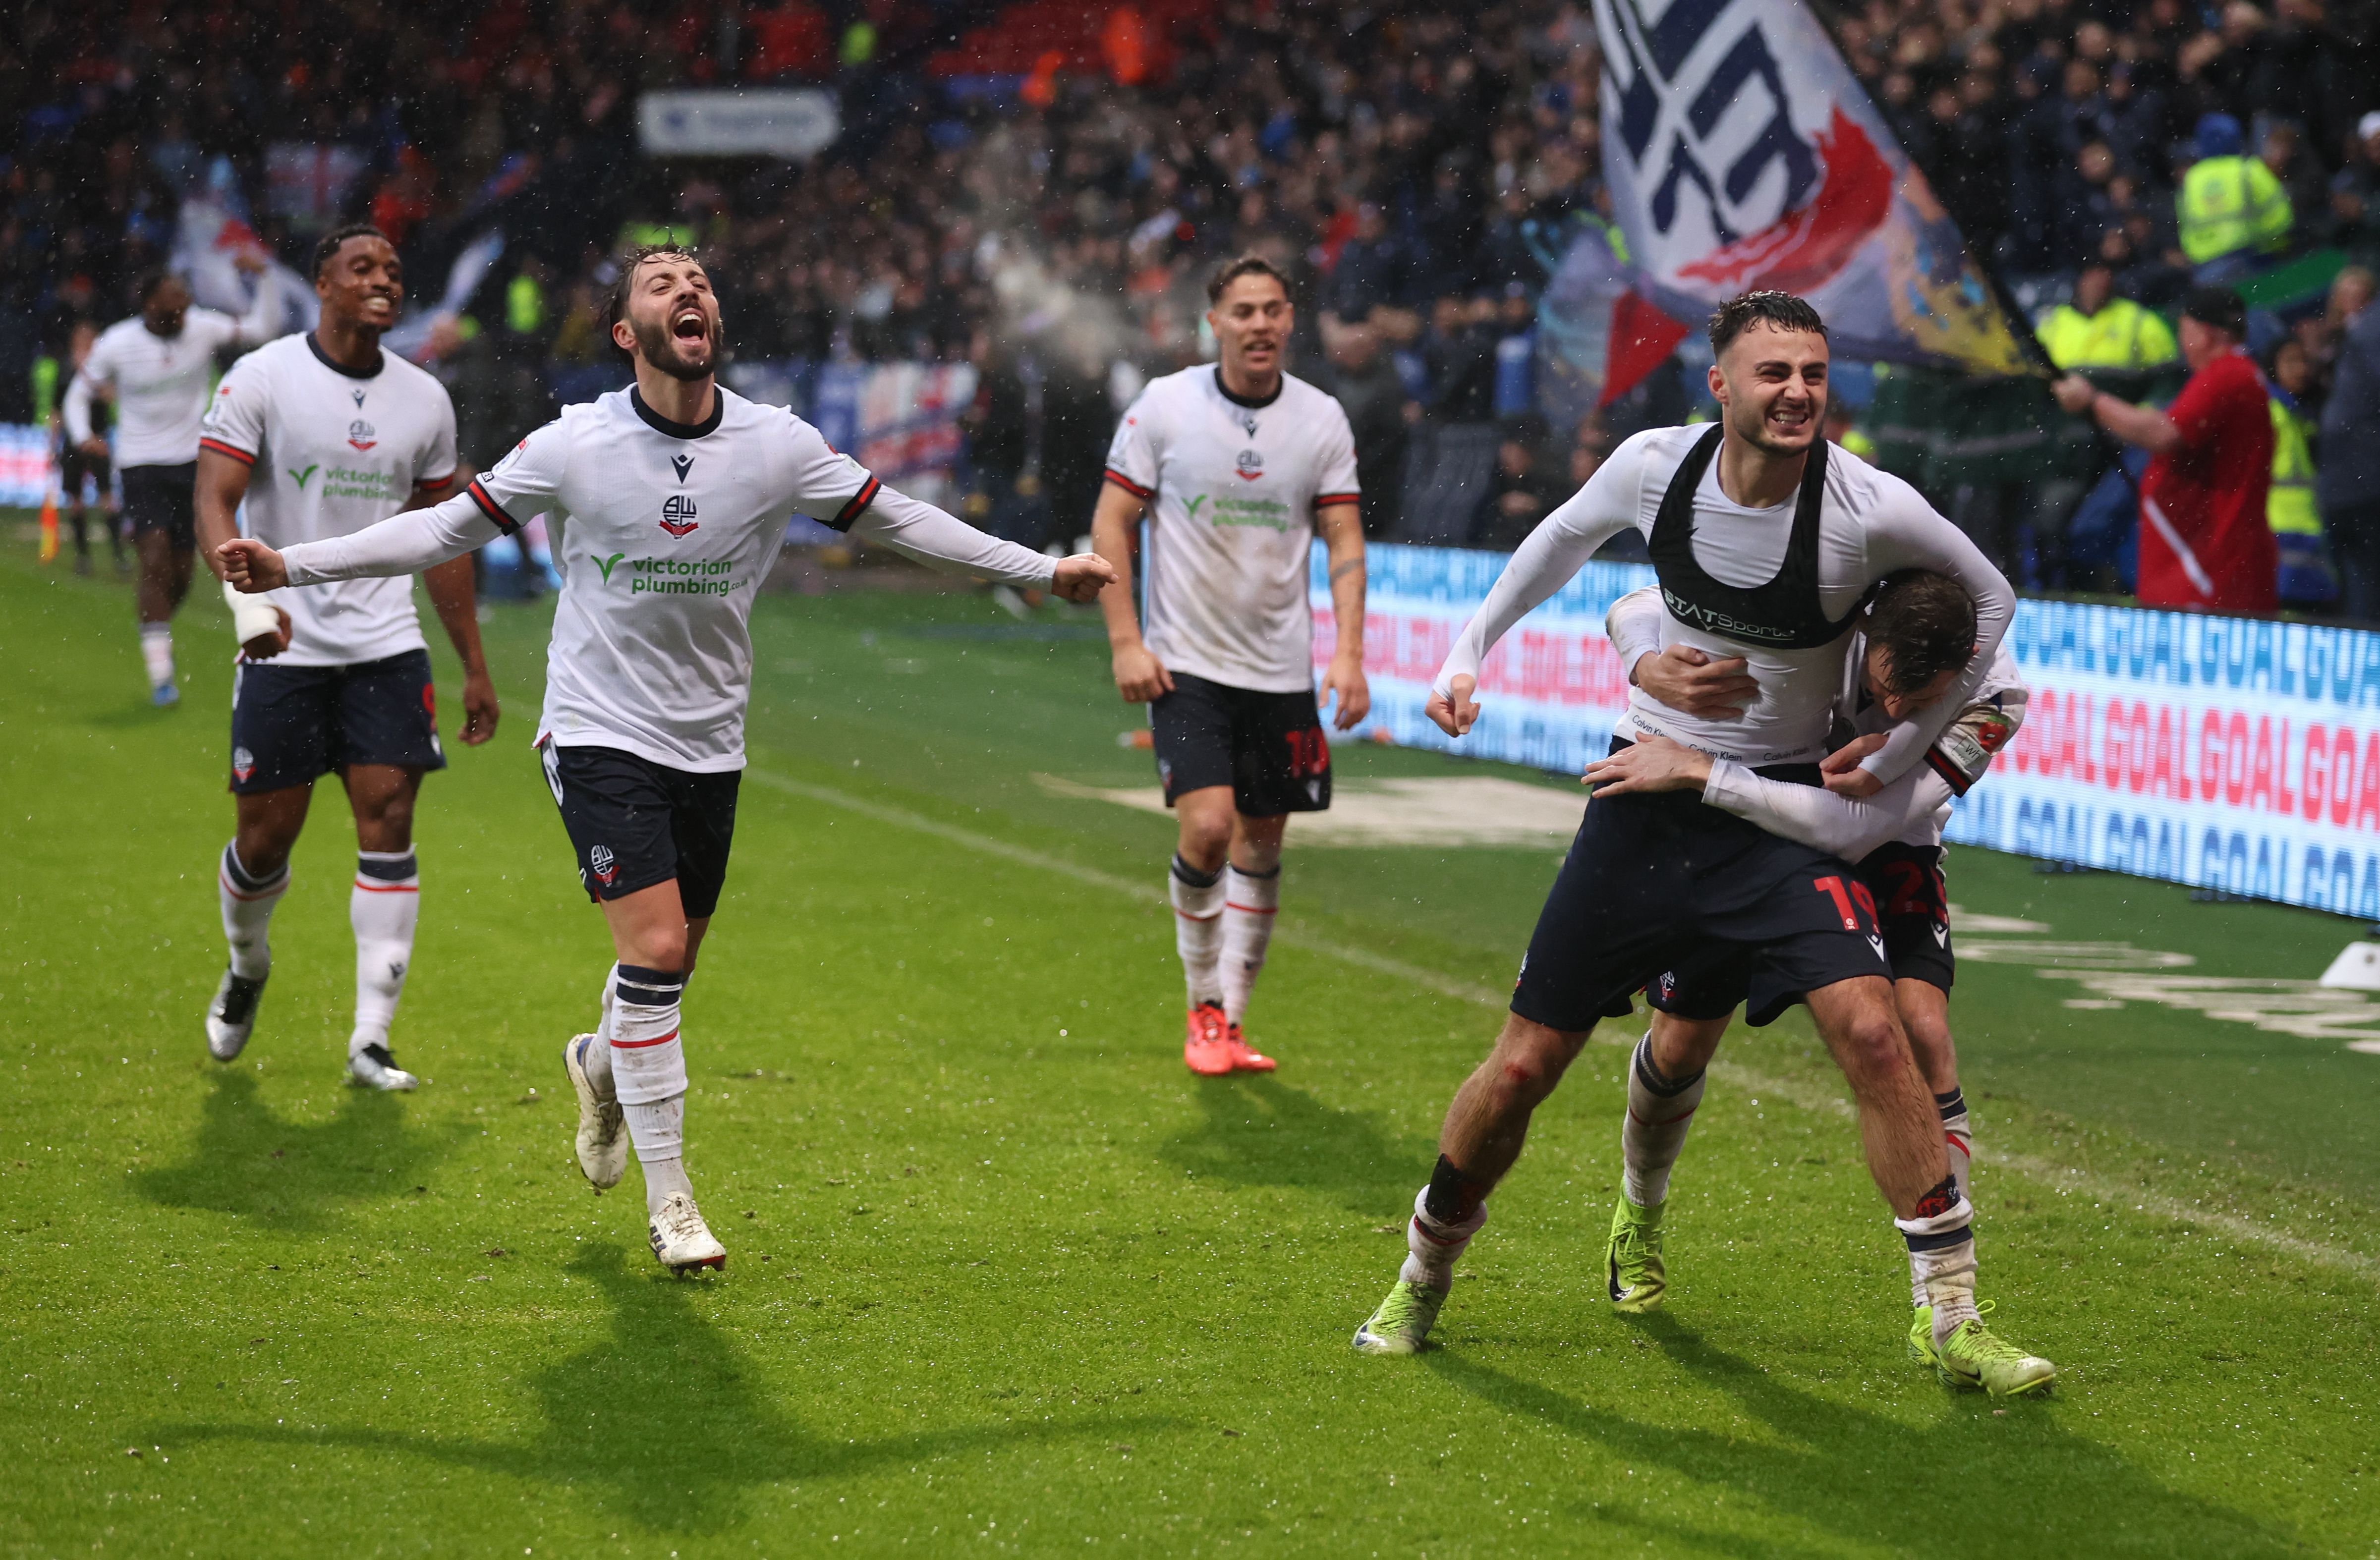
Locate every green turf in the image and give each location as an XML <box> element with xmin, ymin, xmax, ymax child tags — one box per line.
<box><xmin>3</xmin><ymin>539</ymin><xmax>2376</xmax><ymax>1557</ymax></box>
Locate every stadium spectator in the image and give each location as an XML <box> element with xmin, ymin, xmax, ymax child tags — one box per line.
<box><xmin>1312</xmin><ymin>322</ymin><xmax>1413</xmax><ymax>541</ymax></box>
<box><xmin>2177</xmin><ymin>113</ymin><xmax>2293</xmax><ymax>281</ymax></box>
<box><xmin>2055</xmin><ymin>286</ymin><xmax>2276</xmax><ymax>615</ymax></box>
<box><xmin>2329</xmin><ymin>113</ymin><xmax>2380</xmax><ymax>264</ymax></box>
<box><xmin>2041</xmin><ymin>259</ymin><xmax>2181</xmax><ymax>382</ymax></box>
<box><xmin>2265</xmin><ymin>336</ymin><xmax>2331</xmax><ymax>607</ymax></box>
<box><xmin>2318</xmin><ymin>285</ymin><xmax>2380</xmax><ymax>619</ymax></box>
<box><xmin>1472</xmin><ymin>414</ymin><xmax>1562</xmax><ymax>553</ymax></box>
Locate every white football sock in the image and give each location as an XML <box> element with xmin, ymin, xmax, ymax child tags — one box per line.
<box><xmin>611</xmin><ymin>965</ymin><xmax>692</xmax><ymax>1214</ymax></box>
<box><xmin>218</xmin><ymin>841</ymin><xmax>289</xmax><ymax>980</ymax></box>
<box><xmin>1896</xmin><ymin>1191</ymin><xmax>1979</xmax><ymax>1343</ymax></box>
<box><xmin>1621</xmin><ymin>1031</ymin><xmax>1705</xmax><ymax>1209</ymax></box>
<box><xmin>140</xmin><ymin>623</ymin><xmax>173</xmax><ymax>689</ymax></box>
<box><xmin>1913</xmin><ymin>1088</ymin><xmax>1974</xmax><ymax>1307</ymax></box>
<box><xmin>1220</xmin><ymin>862</ymin><xmax>1279</xmax><ymax>1024</ymax></box>
<box><xmin>349</xmin><ymin>850</ymin><xmax>420</xmax><ymax>1052</ymax></box>
<box><xmin>1168</xmin><ymin>855</ymin><xmax>1225</xmax><ymax>1008</ymax></box>
<box><xmin>1397</xmin><ymin>1184</ymin><xmax>1489</xmax><ymax>1291</ymax></box>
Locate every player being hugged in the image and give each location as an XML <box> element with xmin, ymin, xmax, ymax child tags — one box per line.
<box><xmin>220</xmin><ymin>246</ymin><xmax>1116</xmax><ymax>1272</ymax></box>
<box><xmin>193</xmin><ymin>223</ymin><xmax>497</xmax><ymax>1092</ymax></box>
<box><xmin>1092</xmin><ymin>255</ymin><xmax>1368</xmax><ymax>1076</ymax></box>
<box><xmin>1352</xmin><ymin>292</ymin><xmax>2053</xmax><ymax>1397</ymax></box>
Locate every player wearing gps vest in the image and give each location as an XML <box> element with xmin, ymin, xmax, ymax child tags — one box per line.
<box><xmin>65</xmin><ymin>261</ymin><xmax>286</xmax><ymax>702</ymax></box>
<box><xmin>1091</xmin><ymin>254</ymin><xmax>1367</xmax><ymax>1077</ymax></box>
<box><xmin>1353</xmin><ymin>292</ymin><xmax>2053</xmax><ymax>1397</ymax></box>
<box><xmin>192</xmin><ymin>223</ymin><xmax>497</xmax><ymax>1096</ymax></box>
<box><xmin>1591</xmin><ymin>573</ymin><xmax>2044</xmax><ymax>1394</ymax></box>
<box><xmin>219</xmin><ymin>245</ymin><xmax>1117</xmax><ymax>1273</ymax></box>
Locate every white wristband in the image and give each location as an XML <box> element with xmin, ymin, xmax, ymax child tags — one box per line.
<box><xmin>225</xmin><ymin>578</ymin><xmax>284</xmax><ymax>645</ymax></box>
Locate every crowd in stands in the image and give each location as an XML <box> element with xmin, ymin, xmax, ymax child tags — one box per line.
<box><xmin>5</xmin><ymin>0</ymin><xmax>2380</xmax><ymax>613</ymax></box>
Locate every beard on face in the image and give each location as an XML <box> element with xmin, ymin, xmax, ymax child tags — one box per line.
<box><xmin>631</xmin><ymin>308</ymin><xmax>725</xmax><ymax>382</ymax></box>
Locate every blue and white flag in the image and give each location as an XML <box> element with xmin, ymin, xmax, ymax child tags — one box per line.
<box><xmin>1592</xmin><ymin>0</ymin><xmax>2027</xmax><ymax>374</ymax></box>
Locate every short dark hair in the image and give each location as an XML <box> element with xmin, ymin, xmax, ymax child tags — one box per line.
<box><xmin>1706</xmin><ymin>290</ymin><xmax>1828</xmax><ymax>357</ymax></box>
<box><xmin>134</xmin><ymin>267</ymin><xmax>180</xmax><ymax>305</ymax></box>
<box><xmin>2181</xmin><ymin>284</ymin><xmax>2247</xmax><ymax>339</ymax></box>
<box><xmin>1206</xmin><ymin>254</ymin><xmax>1291</xmax><ymax>306</ymax></box>
<box><xmin>1865</xmin><ymin>568</ymin><xmax>1977</xmax><ymax>694</ymax></box>
<box><xmin>604</xmin><ymin>244</ymin><xmax>705</xmax><ymax>362</ymax></box>
<box><xmin>313</xmin><ymin>223</ymin><xmax>393</xmax><ymax>279</ymax></box>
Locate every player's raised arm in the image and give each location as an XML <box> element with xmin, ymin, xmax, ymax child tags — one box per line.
<box><xmin>1842</xmin><ymin>485</ymin><xmax>2015</xmax><ymax>790</ymax></box>
<box><xmin>1426</xmin><ymin>432</ymin><xmax>1649</xmax><ymax>736</ymax></box>
<box><xmin>845</xmin><ymin>482</ymin><xmax>1113</xmax><ymax>599</ymax></box>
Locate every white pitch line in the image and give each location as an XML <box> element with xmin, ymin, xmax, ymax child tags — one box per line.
<box><xmin>748</xmin><ymin>768</ymin><xmax>2379</xmax><ymax>1284</ymax></box>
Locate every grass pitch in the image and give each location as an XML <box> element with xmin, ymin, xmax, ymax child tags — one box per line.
<box><xmin>3</xmin><ymin>538</ymin><xmax>2376</xmax><ymax>1558</ymax></box>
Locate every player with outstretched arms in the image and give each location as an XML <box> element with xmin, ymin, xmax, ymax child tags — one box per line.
<box><xmin>221</xmin><ymin>246</ymin><xmax>1117</xmax><ymax>1272</ymax></box>
<box><xmin>1091</xmin><ymin>255</ymin><xmax>1368</xmax><ymax>1076</ymax></box>
<box><xmin>66</xmin><ymin>260</ymin><xmax>286</xmax><ymax>702</ymax></box>
<box><xmin>1352</xmin><ymin>292</ymin><xmax>2053</xmax><ymax>1395</ymax></box>
<box><xmin>1590</xmin><ymin>570</ymin><xmax>2042</xmax><ymax>1393</ymax></box>
<box><xmin>192</xmin><ymin>224</ymin><xmax>498</xmax><ymax>1093</ymax></box>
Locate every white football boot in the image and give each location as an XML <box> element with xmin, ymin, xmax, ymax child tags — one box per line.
<box><xmin>347</xmin><ymin>1038</ymin><xmax>420</xmax><ymax>1091</ymax></box>
<box><xmin>206</xmin><ymin>968</ymin><xmax>268</xmax><ymax>1061</ymax></box>
<box><xmin>563</xmin><ymin>1034</ymin><xmax>628</xmax><ymax>1191</ymax></box>
<box><xmin>648</xmin><ymin>1192</ymin><xmax>727</xmax><ymax>1273</ymax></box>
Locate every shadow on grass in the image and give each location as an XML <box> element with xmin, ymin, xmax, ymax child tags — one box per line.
<box><xmin>1426</xmin><ymin>1316</ymin><xmax>2296</xmax><ymax>1557</ymax></box>
<box><xmin>132</xmin><ymin>1070</ymin><xmax>471</xmax><ymax>1229</ymax></box>
<box><xmin>1159</xmin><ymin>1075</ymin><xmax>1430</xmax><ymax>1212</ymax></box>
<box><xmin>151</xmin><ymin>1243</ymin><xmax>1180</xmax><ymax>1536</ymax></box>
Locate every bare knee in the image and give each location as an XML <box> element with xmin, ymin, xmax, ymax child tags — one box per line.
<box><xmin>1176</xmin><ymin>814</ymin><xmax>1232</xmax><ymax>873</ymax></box>
<box><xmin>1482</xmin><ymin>1020</ymin><xmax>1585</xmax><ymax>1112</ymax></box>
<box><xmin>1835</xmin><ymin>1010</ymin><xmax>1913</xmax><ymax>1086</ymax></box>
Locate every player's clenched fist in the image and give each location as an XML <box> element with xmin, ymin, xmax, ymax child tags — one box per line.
<box><xmin>1426</xmin><ymin>673</ymin><xmax>1480</xmax><ymax>737</ymax></box>
<box><xmin>217</xmin><ymin>538</ymin><xmax>290</xmax><ymax>593</ymax></box>
<box><xmin>1049</xmin><ymin>552</ymin><xmax>1119</xmax><ymax>604</ymax></box>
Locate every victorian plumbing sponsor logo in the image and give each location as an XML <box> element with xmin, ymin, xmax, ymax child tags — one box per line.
<box><xmin>1949</xmin><ymin>906</ymin><xmax>2380</xmax><ymax>1055</ymax></box>
<box><xmin>593</xmin><ymin>551</ymin><xmax>742</xmax><ymax>597</ymax></box>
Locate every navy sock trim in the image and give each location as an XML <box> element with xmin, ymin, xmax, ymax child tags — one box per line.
<box><xmin>1903</xmin><ymin>1224</ymin><xmax>1974</xmax><ymax>1253</ymax></box>
<box><xmin>615</xmin><ymin>964</ymin><xmax>686</xmax><ymax>1005</ymax></box>
<box><xmin>222</xmin><ymin>841</ymin><xmax>288</xmax><ymax>893</ymax></box>
<box><xmin>1170</xmin><ymin>854</ymin><xmax>1222</xmax><ymax>891</ymax></box>
<box><xmin>357</xmin><ymin>852</ymin><xmax>419</xmax><ymax>882</ymax></box>
<box><xmin>1935</xmin><ymin>1087</ymin><xmax>1967</xmax><ymax>1119</ymax></box>
<box><xmin>1632</xmin><ymin>1036</ymin><xmax>1704</xmax><ymax>1099</ymax></box>
<box><xmin>1227</xmin><ymin>862</ymin><xmax>1281</xmax><ymax>880</ymax></box>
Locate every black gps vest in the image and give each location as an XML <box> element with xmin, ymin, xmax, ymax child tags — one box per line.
<box><xmin>1647</xmin><ymin>424</ymin><xmax>1861</xmax><ymax>651</ymax></box>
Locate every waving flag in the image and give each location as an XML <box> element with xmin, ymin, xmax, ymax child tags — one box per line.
<box><xmin>170</xmin><ymin>201</ymin><xmax>317</xmax><ymax>335</ymax></box>
<box><xmin>1592</xmin><ymin>0</ymin><xmax>2028</xmax><ymax>375</ymax></box>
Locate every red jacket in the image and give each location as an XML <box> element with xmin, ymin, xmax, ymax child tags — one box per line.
<box><xmin>2137</xmin><ymin>350</ymin><xmax>2275</xmax><ymax>614</ymax></box>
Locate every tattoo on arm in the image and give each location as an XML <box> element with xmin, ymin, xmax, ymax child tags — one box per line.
<box><xmin>1329</xmin><ymin>558</ymin><xmax>1365</xmax><ymax>583</ymax></box>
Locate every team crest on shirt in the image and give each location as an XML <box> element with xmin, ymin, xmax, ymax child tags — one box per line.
<box><xmin>1234</xmin><ymin>448</ymin><xmax>1263</xmax><ymax>480</ymax></box>
<box><xmin>231</xmin><ymin>746</ymin><xmax>255</xmax><ymax>782</ymax></box>
<box><xmin>347</xmin><ymin>418</ymin><xmax>377</xmax><ymax>452</ymax></box>
<box><xmin>589</xmin><ymin>844</ymin><xmax>620</xmax><ymax>886</ymax></box>
<box><xmin>658</xmin><ymin>494</ymin><xmax>700</xmax><ymax>537</ymax></box>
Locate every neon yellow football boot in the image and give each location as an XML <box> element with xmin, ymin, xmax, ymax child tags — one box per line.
<box><xmin>1605</xmin><ymin>1196</ymin><xmax>1667</xmax><ymax>1313</ymax></box>
<box><xmin>1352</xmin><ymin>1280</ymin><xmax>1447</xmax><ymax>1355</ymax></box>
<box><xmin>1921</xmin><ymin>1301</ymin><xmax>2057</xmax><ymax>1397</ymax></box>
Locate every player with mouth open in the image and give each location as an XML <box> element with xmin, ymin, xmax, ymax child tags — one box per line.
<box><xmin>218</xmin><ymin>246</ymin><xmax>1117</xmax><ymax>1272</ymax></box>
<box><xmin>1593</xmin><ymin>567</ymin><xmax>2043</xmax><ymax>1394</ymax></box>
<box><xmin>1351</xmin><ymin>291</ymin><xmax>2055</xmax><ymax>1396</ymax></box>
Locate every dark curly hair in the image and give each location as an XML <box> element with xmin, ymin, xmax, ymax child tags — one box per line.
<box><xmin>1865</xmin><ymin>568</ymin><xmax>1977</xmax><ymax>693</ymax></box>
<box><xmin>1706</xmin><ymin>290</ymin><xmax>1828</xmax><ymax>357</ymax></box>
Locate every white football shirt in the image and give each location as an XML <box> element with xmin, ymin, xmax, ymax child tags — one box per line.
<box><xmin>466</xmin><ymin>385</ymin><xmax>889</xmax><ymax>771</ymax></box>
<box><xmin>1436</xmin><ymin>424</ymin><xmax>2013</xmax><ymax>785</ymax></box>
<box><xmin>64</xmin><ymin>286</ymin><xmax>283</xmax><ymax>468</ymax></box>
<box><xmin>200</xmin><ymin>334</ymin><xmax>458</xmax><ymax>667</ymax></box>
<box><xmin>1105</xmin><ymin>366</ymin><xmax>1359</xmax><ymax>694</ymax></box>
